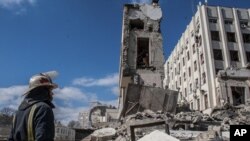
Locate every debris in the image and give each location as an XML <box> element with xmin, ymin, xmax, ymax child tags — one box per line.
<box><xmin>130</xmin><ymin>120</ymin><xmax>169</xmax><ymax>141</ymax></box>
<box><xmin>137</xmin><ymin>130</ymin><xmax>180</xmax><ymax>141</ymax></box>
<box><xmin>91</xmin><ymin>128</ymin><xmax>116</xmax><ymax>141</ymax></box>
<box><xmin>195</xmin><ymin>130</ymin><xmax>222</xmax><ymax>141</ymax></box>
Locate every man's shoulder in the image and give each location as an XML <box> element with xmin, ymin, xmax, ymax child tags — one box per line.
<box><xmin>34</xmin><ymin>101</ymin><xmax>54</xmax><ymax>109</ymax></box>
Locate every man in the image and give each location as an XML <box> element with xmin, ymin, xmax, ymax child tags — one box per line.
<box><xmin>8</xmin><ymin>71</ymin><xmax>58</xmax><ymax>141</ymax></box>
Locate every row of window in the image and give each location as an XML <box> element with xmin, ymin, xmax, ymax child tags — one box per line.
<box><xmin>172</xmin><ymin>52</ymin><xmax>205</xmax><ymax>79</ymax></box>
<box><xmin>171</xmin><ymin>49</ymin><xmax>249</xmax><ymax>80</ymax></box>
<box><xmin>209</xmin><ymin>17</ymin><xmax>249</xmax><ymax>27</ymax></box>
<box><xmin>170</xmin><ymin>31</ymin><xmax>249</xmax><ymax>71</ymax></box>
<box><xmin>211</xmin><ymin>31</ymin><xmax>250</xmax><ymax>43</ymax></box>
<box><xmin>213</xmin><ymin>49</ymin><xmax>250</xmax><ymax>62</ymax></box>
<box><xmin>173</xmin><ymin>70</ymin><xmax>206</xmax><ymax>92</ymax></box>
<box><xmin>171</xmin><ymin>26</ymin><xmax>202</xmax><ymax>66</ymax></box>
<box><xmin>209</xmin><ymin>18</ymin><xmax>235</xmax><ymax>25</ymax></box>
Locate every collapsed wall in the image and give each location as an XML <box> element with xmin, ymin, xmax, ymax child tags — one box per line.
<box><xmin>118</xmin><ymin>1</ymin><xmax>178</xmax><ymax>119</ymax></box>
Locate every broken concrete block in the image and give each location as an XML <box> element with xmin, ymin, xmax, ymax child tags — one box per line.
<box><xmin>208</xmin><ymin>126</ymin><xmax>222</xmax><ymax>137</ymax></box>
<box><xmin>192</xmin><ymin>115</ymin><xmax>202</xmax><ymax>123</ymax></box>
<box><xmin>91</xmin><ymin>128</ymin><xmax>116</xmax><ymax>141</ymax></box>
<box><xmin>137</xmin><ymin>130</ymin><xmax>180</xmax><ymax>141</ymax></box>
<box><xmin>144</xmin><ymin>109</ymin><xmax>157</xmax><ymax>118</ymax></box>
<box><xmin>195</xmin><ymin>130</ymin><xmax>222</xmax><ymax>141</ymax></box>
<box><xmin>185</xmin><ymin>115</ymin><xmax>192</xmax><ymax>121</ymax></box>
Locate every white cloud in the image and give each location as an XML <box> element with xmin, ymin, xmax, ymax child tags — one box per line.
<box><xmin>0</xmin><ymin>0</ymin><xmax>36</xmax><ymax>8</ymax></box>
<box><xmin>111</xmin><ymin>86</ymin><xmax>119</xmax><ymax>96</ymax></box>
<box><xmin>54</xmin><ymin>87</ymin><xmax>88</xmax><ymax>101</ymax></box>
<box><xmin>0</xmin><ymin>85</ymin><xmax>27</xmax><ymax>109</ymax></box>
<box><xmin>72</xmin><ymin>73</ymin><xmax>119</xmax><ymax>87</ymax></box>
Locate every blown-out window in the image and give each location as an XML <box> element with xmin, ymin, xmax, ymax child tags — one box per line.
<box><xmin>137</xmin><ymin>38</ymin><xmax>149</xmax><ymax>68</ymax></box>
<box><xmin>242</xmin><ymin>33</ymin><xmax>250</xmax><ymax>43</ymax></box>
<box><xmin>246</xmin><ymin>51</ymin><xmax>250</xmax><ymax>62</ymax></box>
<box><xmin>213</xmin><ymin>49</ymin><xmax>223</xmax><ymax>61</ymax></box>
<box><xmin>211</xmin><ymin>31</ymin><xmax>220</xmax><ymax>41</ymax></box>
<box><xmin>227</xmin><ymin>32</ymin><xmax>236</xmax><ymax>42</ymax></box>
<box><xmin>230</xmin><ymin>50</ymin><xmax>239</xmax><ymax>61</ymax></box>
<box><xmin>129</xmin><ymin>19</ymin><xmax>144</xmax><ymax>30</ymax></box>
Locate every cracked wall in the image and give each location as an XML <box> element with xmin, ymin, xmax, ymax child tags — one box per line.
<box><xmin>118</xmin><ymin>3</ymin><xmax>177</xmax><ymax>118</ymax></box>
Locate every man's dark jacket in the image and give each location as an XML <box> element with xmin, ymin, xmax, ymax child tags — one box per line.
<box><xmin>8</xmin><ymin>87</ymin><xmax>55</xmax><ymax>141</ymax></box>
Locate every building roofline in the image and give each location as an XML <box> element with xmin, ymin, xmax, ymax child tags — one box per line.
<box><xmin>200</xmin><ymin>4</ymin><xmax>249</xmax><ymax>10</ymax></box>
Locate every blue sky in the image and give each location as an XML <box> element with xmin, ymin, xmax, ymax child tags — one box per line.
<box><xmin>0</xmin><ymin>0</ymin><xmax>250</xmax><ymax>124</ymax></box>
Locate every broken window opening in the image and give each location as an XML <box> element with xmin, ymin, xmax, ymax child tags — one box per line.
<box><xmin>195</xmin><ymin>78</ymin><xmax>198</xmax><ymax>88</ymax></box>
<box><xmin>230</xmin><ymin>50</ymin><xmax>239</xmax><ymax>61</ymax></box>
<box><xmin>231</xmin><ymin>86</ymin><xmax>245</xmax><ymax>106</ymax></box>
<box><xmin>184</xmin><ymin>72</ymin><xmax>186</xmax><ymax>81</ymax></box>
<box><xmin>198</xmin><ymin>36</ymin><xmax>202</xmax><ymax>46</ymax></box>
<box><xmin>178</xmin><ymin>63</ymin><xmax>180</xmax><ymax>74</ymax></box>
<box><xmin>189</xmin><ymin>83</ymin><xmax>192</xmax><ymax>93</ymax></box>
<box><xmin>129</xmin><ymin>19</ymin><xmax>144</xmax><ymax>30</ymax></box>
<box><xmin>209</xmin><ymin>18</ymin><xmax>217</xmax><ymax>24</ymax></box>
<box><xmin>193</xmin><ymin>44</ymin><xmax>196</xmax><ymax>54</ymax></box>
<box><xmin>191</xmin><ymin>31</ymin><xmax>194</xmax><ymax>37</ymax></box>
<box><xmin>185</xmin><ymin>88</ymin><xmax>187</xmax><ymax>97</ymax></box>
<box><xmin>180</xmin><ymin>92</ymin><xmax>183</xmax><ymax>100</ymax></box>
<box><xmin>202</xmin><ymin>72</ymin><xmax>206</xmax><ymax>84</ymax></box>
<box><xmin>194</xmin><ymin>61</ymin><xmax>197</xmax><ymax>71</ymax></box>
<box><xmin>197</xmin><ymin>98</ymin><xmax>200</xmax><ymax>111</ymax></box>
<box><xmin>190</xmin><ymin>102</ymin><xmax>193</xmax><ymax>110</ymax></box>
<box><xmin>242</xmin><ymin>33</ymin><xmax>250</xmax><ymax>43</ymax></box>
<box><xmin>224</xmin><ymin>19</ymin><xmax>233</xmax><ymax>25</ymax></box>
<box><xmin>148</xmin><ymin>25</ymin><xmax>153</xmax><ymax>32</ymax></box>
<box><xmin>200</xmin><ymin>53</ymin><xmax>204</xmax><ymax>64</ymax></box>
<box><xmin>188</xmin><ymin>67</ymin><xmax>191</xmax><ymax>77</ymax></box>
<box><xmin>137</xmin><ymin>38</ymin><xmax>149</xmax><ymax>69</ymax></box>
<box><xmin>246</xmin><ymin>51</ymin><xmax>250</xmax><ymax>62</ymax></box>
<box><xmin>213</xmin><ymin>49</ymin><xmax>223</xmax><ymax>61</ymax></box>
<box><xmin>204</xmin><ymin>94</ymin><xmax>208</xmax><ymax>109</ymax></box>
<box><xmin>227</xmin><ymin>32</ymin><xmax>236</xmax><ymax>42</ymax></box>
<box><xmin>211</xmin><ymin>31</ymin><xmax>220</xmax><ymax>41</ymax></box>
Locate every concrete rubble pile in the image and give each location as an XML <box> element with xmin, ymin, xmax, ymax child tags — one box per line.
<box><xmin>90</xmin><ymin>128</ymin><xmax>117</xmax><ymax>141</ymax></box>
<box><xmin>86</xmin><ymin>100</ymin><xmax>250</xmax><ymax>141</ymax></box>
<box><xmin>113</xmin><ymin>109</ymin><xmax>220</xmax><ymax>141</ymax></box>
<box><xmin>211</xmin><ymin>101</ymin><xmax>250</xmax><ymax>131</ymax></box>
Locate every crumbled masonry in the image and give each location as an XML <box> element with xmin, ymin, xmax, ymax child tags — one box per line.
<box><xmin>85</xmin><ymin>101</ymin><xmax>250</xmax><ymax>141</ymax></box>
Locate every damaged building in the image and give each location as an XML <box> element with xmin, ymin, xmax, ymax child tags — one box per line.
<box><xmin>82</xmin><ymin>2</ymin><xmax>250</xmax><ymax>141</ymax></box>
<box><xmin>164</xmin><ymin>4</ymin><xmax>250</xmax><ymax>114</ymax></box>
<box><xmin>118</xmin><ymin>0</ymin><xmax>178</xmax><ymax>119</ymax></box>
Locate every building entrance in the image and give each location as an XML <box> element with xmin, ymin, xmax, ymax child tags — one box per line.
<box><xmin>231</xmin><ymin>86</ymin><xmax>245</xmax><ymax>106</ymax></box>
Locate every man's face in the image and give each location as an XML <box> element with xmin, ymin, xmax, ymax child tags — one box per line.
<box><xmin>48</xmin><ymin>87</ymin><xmax>54</xmax><ymax>101</ymax></box>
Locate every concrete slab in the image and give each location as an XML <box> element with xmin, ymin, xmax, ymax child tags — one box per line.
<box><xmin>138</xmin><ymin>130</ymin><xmax>180</xmax><ymax>141</ymax></box>
<box><xmin>91</xmin><ymin>128</ymin><xmax>116</xmax><ymax>141</ymax></box>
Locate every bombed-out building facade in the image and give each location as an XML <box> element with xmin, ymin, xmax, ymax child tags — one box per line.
<box><xmin>118</xmin><ymin>1</ymin><xmax>178</xmax><ymax>118</ymax></box>
<box><xmin>164</xmin><ymin>4</ymin><xmax>250</xmax><ymax>113</ymax></box>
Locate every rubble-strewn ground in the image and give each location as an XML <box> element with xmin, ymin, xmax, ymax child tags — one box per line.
<box><xmin>87</xmin><ymin>101</ymin><xmax>250</xmax><ymax>141</ymax></box>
